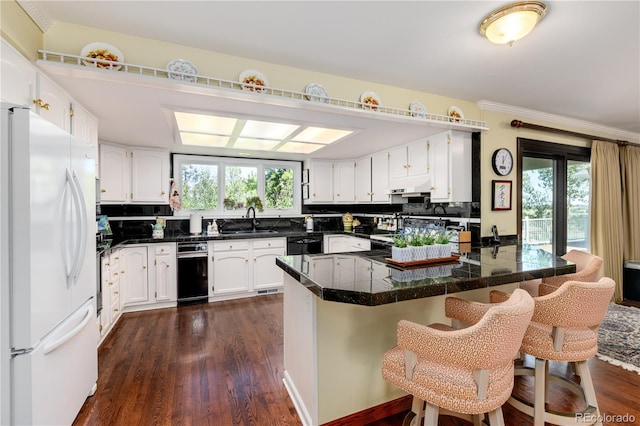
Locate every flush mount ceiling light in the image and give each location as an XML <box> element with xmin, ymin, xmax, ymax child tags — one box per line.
<box><xmin>174</xmin><ymin>111</ymin><xmax>353</xmax><ymax>154</ymax></box>
<box><xmin>479</xmin><ymin>1</ymin><xmax>547</xmax><ymax>45</ymax></box>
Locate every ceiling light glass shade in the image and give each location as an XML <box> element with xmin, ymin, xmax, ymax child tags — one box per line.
<box><xmin>173</xmin><ymin>110</ymin><xmax>352</xmax><ymax>154</ymax></box>
<box><xmin>277</xmin><ymin>142</ymin><xmax>324</xmax><ymax>154</ymax></box>
<box><xmin>292</xmin><ymin>127</ymin><xmax>353</xmax><ymax>144</ymax></box>
<box><xmin>233</xmin><ymin>138</ymin><xmax>281</xmax><ymax>151</ymax></box>
<box><xmin>179</xmin><ymin>132</ymin><xmax>230</xmax><ymax>147</ymax></box>
<box><xmin>240</xmin><ymin>120</ymin><xmax>300</xmax><ymax>139</ymax></box>
<box><xmin>175</xmin><ymin>112</ymin><xmax>237</xmax><ymax>134</ymax></box>
<box><xmin>479</xmin><ymin>1</ymin><xmax>547</xmax><ymax>45</ymax></box>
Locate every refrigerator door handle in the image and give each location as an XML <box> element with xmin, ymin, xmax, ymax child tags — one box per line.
<box><xmin>69</xmin><ymin>170</ymin><xmax>88</xmax><ymax>285</ymax></box>
<box><xmin>59</xmin><ymin>170</ymin><xmax>73</xmax><ymax>283</ymax></box>
<box><xmin>42</xmin><ymin>302</ymin><xmax>93</xmax><ymax>355</ymax></box>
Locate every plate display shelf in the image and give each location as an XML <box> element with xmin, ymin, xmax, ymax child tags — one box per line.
<box><xmin>36</xmin><ymin>49</ymin><xmax>488</xmax><ymax>131</ymax></box>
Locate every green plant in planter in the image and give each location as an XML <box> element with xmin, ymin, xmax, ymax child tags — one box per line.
<box><xmin>245</xmin><ymin>196</ymin><xmax>264</xmax><ymax>212</ymax></box>
<box><xmin>223</xmin><ymin>198</ymin><xmax>236</xmax><ymax>209</ymax></box>
<box><xmin>435</xmin><ymin>230</ymin><xmax>453</xmax><ymax>244</ymax></box>
<box><xmin>409</xmin><ymin>230</ymin><xmax>424</xmax><ymax>247</ymax></box>
<box><xmin>422</xmin><ymin>230</ymin><xmax>437</xmax><ymax>245</ymax></box>
<box><xmin>392</xmin><ymin>234</ymin><xmax>407</xmax><ymax>248</ymax></box>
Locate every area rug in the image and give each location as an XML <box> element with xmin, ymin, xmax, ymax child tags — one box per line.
<box><xmin>597</xmin><ymin>303</ymin><xmax>640</xmax><ymax>374</ymax></box>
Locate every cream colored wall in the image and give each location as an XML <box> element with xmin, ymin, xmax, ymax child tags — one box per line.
<box><xmin>0</xmin><ymin>0</ymin><xmax>42</xmax><ymax>59</ymax></box>
<box><xmin>43</xmin><ymin>22</ymin><xmax>479</xmax><ymax>121</ymax></box>
<box><xmin>478</xmin><ymin>109</ymin><xmax>592</xmax><ymax>238</ymax></box>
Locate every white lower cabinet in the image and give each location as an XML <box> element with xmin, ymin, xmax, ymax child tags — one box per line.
<box><xmin>99</xmin><ymin>249</ymin><xmax>122</xmax><ymax>346</ymax></box>
<box><xmin>122</xmin><ymin>246</ymin><xmax>149</xmax><ymax>305</ymax></box>
<box><xmin>149</xmin><ymin>244</ymin><xmax>177</xmax><ymax>303</ymax></box>
<box><xmin>324</xmin><ymin>235</ymin><xmax>350</xmax><ymax>253</ymax></box>
<box><xmin>253</xmin><ymin>239</ymin><xmax>286</xmax><ymax>291</ymax></box>
<box><xmin>209</xmin><ymin>238</ymin><xmax>285</xmax><ymax>299</ymax></box>
<box><xmin>210</xmin><ymin>240</ymin><xmax>251</xmax><ymax>295</ymax></box>
<box><xmin>324</xmin><ymin>235</ymin><xmax>371</xmax><ymax>254</ymax></box>
<box><xmin>121</xmin><ymin>243</ymin><xmax>177</xmax><ymax>312</ymax></box>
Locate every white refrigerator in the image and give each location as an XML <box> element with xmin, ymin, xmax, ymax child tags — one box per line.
<box><xmin>1</xmin><ymin>103</ymin><xmax>98</xmax><ymax>425</ymax></box>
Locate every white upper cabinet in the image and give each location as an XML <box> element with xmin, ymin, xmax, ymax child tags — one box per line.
<box><xmin>36</xmin><ymin>75</ymin><xmax>72</xmax><ymax>132</ymax></box>
<box><xmin>355</xmin><ymin>157</ymin><xmax>372</xmax><ymax>203</ymax></box>
<box><xmin>130</xmin><ymin>148</ymin><xmax>170</xmax><ymax>202</ymax></box>
<box><xmin>2</xmin><ymin>39</ymin><xmax>97</xmax><ymax>149</ymax></box>
<box><xmin>306</xmin><ymin>160</ymin><xmax>334</xmax><ymax>203</ymax></box>
<box><xmin>99</xmin><ymin>144</ymin><xmax>131</xmax><ymax>202</ymax></box>
<box><xmin>427</xmin><ymin>130</ymin><xmax>472</xmax><ymax>202</ymax></box>
<box><xmin>389</xmin><ymin>139</ymin><xmax>429</xmax><ymax>180</ymax></box>
<box><xmin>355</xmin><ymin>153</ymin><xmax>391</xmax><ymax>204</ymax></box>
<box><xmin>99</xmin><ymin>143</ymin><xmax>169</xmax><ymax>204</ymax></box>
<box><xmin>1</xmin><ymin>39</ymin><xmax>71</xmax><ymax>131</ymax></box>
<box><xmin>333</xmin><ymin>161</ymin><xmax>356</xmax><ymax>203</ymax></box>
<box><xmin>371</xmin><ymin>152</ymin><xmax>391</xmax><ymax>203</ymax></box>
<box><xmin>1</xmin><ymin>40</ymin><xmax>37</xmax><ymax>109</ymax></box>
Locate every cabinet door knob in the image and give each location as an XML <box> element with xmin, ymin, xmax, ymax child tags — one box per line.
<box><xmin>101</xmin><ymin>189</ymin><xmax>106</xmax><ymax>193</ymax></box>
<box><xmin>161</xmin><ymin>191</ymin><xmax>166</xmax><ymax>195</ymax></box>
<box><xmin>430</xmin><ymin>186</ymin><xmax>435</xmax><ymax>191</ymax></box>
<box><xmin>142</xmin><ymin>266</ymin><xmax>146</xmax><ymax>269</ymax></box>
<box><xmin>166</xmin><ymin>264</ymin><xmax>170</xmax><ymax>268</ymax></box>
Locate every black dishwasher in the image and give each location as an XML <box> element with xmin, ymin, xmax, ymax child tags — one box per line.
<box><xmin>177</xmin><ymin>241</ymin><xmax>209</xmax><ymax>305</ymax></box>
<box><xmin>286</xmin><ymin>235</ymin><xmax>323</xmax><ymax>255</ymax></box>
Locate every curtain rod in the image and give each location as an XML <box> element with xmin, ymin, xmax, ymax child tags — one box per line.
<box><xmin>510</xmin><ymin>120</ymin><xmax>635</xmax><ymax>146</ymax></box>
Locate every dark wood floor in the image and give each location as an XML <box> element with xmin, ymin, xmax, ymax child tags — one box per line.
<box><xmin>74</xmin><ymin>295</ymin><xmax>640</xmax><ymax>426</ymax></box>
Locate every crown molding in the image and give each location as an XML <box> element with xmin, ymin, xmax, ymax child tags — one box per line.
<box><xmin>16</xmin><ymin>0</ymin><xmax>53</xmax><ymax>32</ymax></box>
<box><xmin>477</xmin><ymin>100</ymin><xmax>639</xmax><ymax>142</ymax></box>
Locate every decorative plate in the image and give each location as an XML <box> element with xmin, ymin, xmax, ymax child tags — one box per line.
<box><xmin>409</xmin><ymin>101</ymin><xmax>427</xmax><ymax>118</ymax></box>
<box><xmin>305</xmin><ymin>83</ymin><xmax>329</xmax><ymax>103</ymax></box>
<box><xmin>448</xmin><ymin>106</ymin><xmax>465</xmax><ymax>122</ymax></box>
<box><xmin>167</xmin><ymin>59</ymin><xmax>198</xmax><ymax>82</ymax></box>
<box><xmin>80</xmin><ymin>42</ymin><xmax>123</xmax><ymax>70</ymax></box>
<box><xmin>360</xmin><ymin>91</ymin><xmax>381</xmax><ymax>111</ymax></box>
<box><xmin>239</xmin><ymin>70</ymin><xmax>269</xmax><ymax>92</ymax></box>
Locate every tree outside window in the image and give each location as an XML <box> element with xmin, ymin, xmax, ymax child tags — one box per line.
<box><xmin>181</xmin><ymin>163</ymin><xmax>218</xmax><ymax>210</ymax></box>
<box><xmin>265</xmin><ymin>167</ymin><xmax>294</xmax><ymax>209</ymax></box>
<box><xmin>224</xmin><ymin>166</ymin><xmax>258</xmax><ymax>209</ymax></box>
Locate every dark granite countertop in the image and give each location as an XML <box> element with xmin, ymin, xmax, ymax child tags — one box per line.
<box><xmin>102</xmin><ymin>230</ymin><xmax>374</xmax><ymax>250</ymax></box>
<box><xmin>275</xmin><ymin>244</ymin><xmax>576</xmax><ymax>306</ymax></box>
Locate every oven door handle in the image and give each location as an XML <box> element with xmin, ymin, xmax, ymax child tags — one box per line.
<box><xmin>177</xmin><ymin>252</ymin><xmax>208</xmax><ymax>259</ymax></box>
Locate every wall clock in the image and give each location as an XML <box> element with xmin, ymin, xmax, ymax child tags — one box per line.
<box><xmin>492</xmin><ymin>148</ymin><xmax>513</xmax><ymax>176</ymax></box>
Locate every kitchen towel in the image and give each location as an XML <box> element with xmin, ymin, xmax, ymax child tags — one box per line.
<box><xmin>169</xmin><ymin>179</ymin><xmax>181</xmax><ymax>211</ymax></box>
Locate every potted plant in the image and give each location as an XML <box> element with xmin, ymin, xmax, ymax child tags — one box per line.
<box><xmin>391</xmin><ymin>234</ymin><xmax>412</xmax><ymax>263</ymax></box>
<box><xmin>423</xmin><ymin>229</ymin><xmax>439</xmax><ymax>259</ymax></box>
<box><xmin>223</xmin><ymin>198</ymin><xmax>236</xmax><ymax>210</ymax></box>
<box><xmin>245</xmin><ymin>196</ymin><xmax>264</xmax><ymax>212</ymax></box>
<box><xmin>435</xmin><ymin>230</ymin><xmax>453</xmax><ymax>258</ymax></box>
<box><xmin>409</xmin><ymin>229</ymin><xmax>426</xmax><ymax>261</ymax></box>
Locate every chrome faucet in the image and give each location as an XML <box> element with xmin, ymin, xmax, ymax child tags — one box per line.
<box><xmin>246</xmin><ymin>206</ymin><xmax>257</xmax><ymax>231</ymax></box>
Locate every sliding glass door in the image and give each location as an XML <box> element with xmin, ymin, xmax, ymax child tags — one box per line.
<box><xmin>518</xmin><ymin>139</ymin><xmax>590</xmax><ymax>256</ymax></box>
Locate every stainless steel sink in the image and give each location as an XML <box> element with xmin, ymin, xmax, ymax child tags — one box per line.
<box><xmin>224</xmin><ymin>230</ymin><xmax>279</xmax><ymax>235</ymax></box>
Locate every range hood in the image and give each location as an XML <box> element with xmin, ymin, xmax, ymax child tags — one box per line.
<box><xmin>388</xmin><ymin>175</ymin><xmax>432</xmax><ymax>197</ymax></box>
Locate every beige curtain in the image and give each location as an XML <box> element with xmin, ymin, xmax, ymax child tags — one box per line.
<box><xmin>590</xmin><ymin>141</ymin><xmax>624</xmax><ymax>301</ymax></box>
<box><xmin>621</xmin><ymin>145</ymin><xmax>640</xmax><ymax>262</ymax></box>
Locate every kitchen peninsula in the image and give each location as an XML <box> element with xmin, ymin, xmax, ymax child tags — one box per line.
<box><xmin>276</xmin><ymin>245</ymin><xmax>575</xmax><ymax>425</ymax></box>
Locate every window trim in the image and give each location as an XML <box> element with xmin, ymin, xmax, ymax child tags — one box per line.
<box><xmin>172</xmin><ymin>154</ymin><xmax>301</xmax><ymax>217</ymax></box>
<box><xmin>517</xmin><ymin>138</ymin><xmax>591</xmax><ymax>255</ymax></box>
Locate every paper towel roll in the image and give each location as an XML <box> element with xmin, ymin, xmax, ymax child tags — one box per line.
<box><xmin>190</xmin><ymin>213</ymin><xmax>202</xmax><ymax>234</ymax></box>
